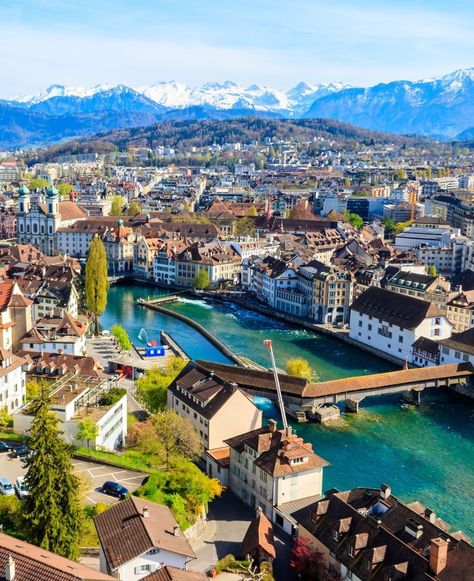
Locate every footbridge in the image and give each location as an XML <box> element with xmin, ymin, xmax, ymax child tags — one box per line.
<box><xmin>196</xmin><ymin>361</ymin><xmax>474</xmax><ymax>420</ymax></box>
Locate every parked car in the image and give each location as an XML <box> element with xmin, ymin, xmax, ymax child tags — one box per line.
<box><xmin>0</xmin><ymin>478</ymin><xmax>15</xmax><ymax>496</ymax></box>
<box><xmin>14</xmin><ymin>476</ymin><xmax>29</xmax><ymax>499</ymax></box>
<box><xmin>11</xmin><ymin>445</ymin><xmax>30</xmax><ymax>459</ymax></box>
<box><xmin>0</xmin><ymin>442</ymin><xmax>12</xmax><ymax>453</ymax></box>
<box><xmin>101</xmin><ymin>481</ymin><xmax>128</xmax><ymax>499</ymax></box>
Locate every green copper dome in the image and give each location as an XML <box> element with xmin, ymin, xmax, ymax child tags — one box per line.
<box><xmin>117</xmin><ymin>218</ymin><xmax>124</xmax><ymax>226</ymax></box>
<box><xmin>18</xmin><ymin>185</ymin><xmax>30</xmax><ymax>197</ymax></box>
<box><xmin>46</xmin><ymin>186</ymin><xmax>59</xmax><ymax>198</ymax></box>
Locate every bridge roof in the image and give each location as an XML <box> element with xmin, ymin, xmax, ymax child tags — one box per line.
<box><xmin>301</xmin><ymin>362</ymin><xmax>474</xmax><ymax>398</ymax></box>
<box><xmin>196</xmin><ymin>361</ymin><xmax>474</xmax><ymax>400</ymax></box>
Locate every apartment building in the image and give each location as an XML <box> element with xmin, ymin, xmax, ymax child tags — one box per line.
<box><xmin>20</xmin><ymin>311</ymin><xmax>87</xmax><ymax>356</ymax></box>
<box><xmin>298</xmin><ymin>260</ymin><xmax>353</xmax><ymax>324</ymax></box>
<box><xmin>292</xmin><ymin>484</ymin><xmax>474</xmax><ymax>581</ymax></box>
<box><xmin>225</xmin><ymin>420</ymin><xmax>329</xmax><ymax>535</ymax></box>
<box><xmin>167</xmin><ymin>360</ymin><xmax>262</xmax><ymax>456</ymax></box>
<box><xmin>385</xmin><ymin>271</ymin><xmax>451</xmax><ymax>312</ymax></box>
<box><xmin>349</xmin><ymin>287</ymin><xmax>452</xmax><ymax>363</ymax></box>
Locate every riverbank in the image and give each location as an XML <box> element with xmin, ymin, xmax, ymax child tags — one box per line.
<box><xmin>199</xmin><ymin>291</ymin><xmax>407</xmax><ymax>368</ymax></box>
<box><xmin>100</xmin><ymin>283</ymin><xmax>474</xmax><ymax>538</ymax></box>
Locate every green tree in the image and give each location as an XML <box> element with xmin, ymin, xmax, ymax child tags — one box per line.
<box><xmin>235</xmin><ymin>216</ymin><xmax>255</xmax><ymax>237</ymax></box>
<box><xmin>393</xmin><ymin>220</ymin><xmax>412</xmax><ymax>236</ymax></box>
<box><xmin>76</xmin><ymin>418</ymin><xmax>99</xmax><ymax>450</ymax></box>
<box><xmin>429</xmin><ymin>265</ymin><xmax>437</xmax><ymax>277</ymax></box>
<box><xmin>381</xmin><ymin>217</ymin><xmax>395</xmax><ymax>235</ymax></box>
<box><xmin>247</xmin><ymin>205</ymin><xmax>258</xmax><ymax>217</ymax></box>
<box><xmin>0</xmin><ymin>407</ymin><xmax>11</xmax><ymax>429</ymax></box>
<box><xmin>111</xmin><ymin>324</ymin><xmax>132</xmax><ymax>350</ymax></box>
<box><xmin>286</xmin><ymin>357</ymin><xmax>314</xmax><ymax>381</ymax></box>
<box><xmin>194</xmin><ymin>268</ymin><xmax>210</xmax><ymax>290</ymax></box>
<box><xmin>394</xmin><ymin>169</ymin><xmax>407</xmax><ymax>181</ymax></box>
<box><xmin>135</xmin><ymin>358</ymin><xmax>186</xmax><ymax>412</ymax></box>
<box><xmin>151</xmin><ymin>411</ymin><xmax>202</xmax><ymax>469</ymax></box>
<box><xmin>23</xmin><ymin>390</ymin><xmax>83</xmax><ymax>559</ymax></box>
<box><xmin>126</xmin><ymin>201</ymin><xmax>142</xmax><ymax>216</ymax></box>
<box><xmin>110</xmin><ymin>195</ymin><xmax>124</xmax><ymax>216</ymax></box>
<box><xmin>28</xmin><ymin>177</ymin><xmax>49</xmax><ymax>190</ymax></box>
<box><xmin>85</xmin><ymin>236</ymin><xmax>108</xmax><ymax>335</ymax></box>
<box><xmin>58</xmin><ymin>183</ymin><xmax>73</xmax><ymax>199</ymax></box>
<box><xmin>345</xmin><ymin>212</ymin><xmax>364</xmax><ymax>230</ymax></box>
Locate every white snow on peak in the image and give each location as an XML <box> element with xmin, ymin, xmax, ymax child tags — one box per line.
<box><xmin>13</xmin><ymin>83</ymin><xmax>124</xmax><ymax>104</ymax></box>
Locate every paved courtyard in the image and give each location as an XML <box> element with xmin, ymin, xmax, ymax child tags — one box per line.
<box><xmin>0</xmin><ymin>448</ymin><xmax>146</xmax><ymax>505</ymax></box>
<box><xmin>188</xmin><ymin>492</ymin><xmax>292</xmax><ymax>581</ymax></box>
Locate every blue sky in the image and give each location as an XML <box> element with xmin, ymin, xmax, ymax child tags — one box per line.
<box><xmin>1</xmin><ymin>0</ymin><xmax>473</xmax><ymax>97</ymax></box>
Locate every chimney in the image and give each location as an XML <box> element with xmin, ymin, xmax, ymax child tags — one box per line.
<box><xmin>268</xmin><ymin>419</ymin><xmax>277</xmax><ymax>433</ymax></box>
<box><xmin>430</xmin><ymin>538</ymin><xmax>448</xmax><ymax>575</ymax></box>
<box><xmin>173</xmin><ymin>525</ymin><xmax>179</xmax><ymax>536</ymax></box>
<box><xmin>143</xmin><ymin>507</ymin><xmax>149</xmax><ymax>519</ymax></box>
<box><xmin>286</xmin><ymin>426</ymin><xmax>293</xmax><ymax>437</ymax></box>
<box><xmin>380</xmin><ymin>483</ymin><xmax>391</xmax><ymax>500</ymax></box>
<box><xmin>425</xmin><ymin>508</ymin><xmax>436</xmax><ymax>524</ymax></box>
<box><xmin>5</xmin><ymin>555</ymin><xmax>15</xmax><ymax>581</ymax></box>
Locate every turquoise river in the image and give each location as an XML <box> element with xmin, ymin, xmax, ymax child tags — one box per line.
<box><xmin>101</xmin><ymin>283</ymin><xmax>474</xmax><ymax>538</ymax></box>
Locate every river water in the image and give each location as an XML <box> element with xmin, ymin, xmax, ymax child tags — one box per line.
<box><xmin>101</xmin><ymin>283</ymin><xmax>474</xmax><ymax>538</ymax></box>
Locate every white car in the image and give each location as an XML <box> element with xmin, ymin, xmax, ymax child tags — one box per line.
<box><xmin>0</xmin><ymin>477</ymin><xmax>14</xmax><ymax>496</ymax></box>
<box><xmin>15</xmin><ymin>476</ymin><xmax>29</xmax><ymax>499</ymax></box>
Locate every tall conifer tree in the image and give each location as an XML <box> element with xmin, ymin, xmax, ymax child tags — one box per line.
<box><xmin>85</xmin><ymin>236</ymin><xmax>108</xmax><ymax>335</ymax></box>
<box><xmin>23</xmin><ymin>389</ymin><xmax>83</xmax><ymax>559</ymax></box>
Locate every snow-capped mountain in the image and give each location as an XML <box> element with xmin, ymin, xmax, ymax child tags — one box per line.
<box><xmin>13</xmin><ymin>80</ymin><xmax>350</xmax><ymax>116</ymax></box>
<box><xmin>3</xmin><ymin>68</ymin><xmax>474</xmax><ymax>148</ymax></box>
<box><xmin>14</xmin><ymin>83</ymin><xmax>123</xmax><ymax>104</ymax></box>
<box><xmin>304</xmin><ymin>68</ymin><xmax>474</xmax><ymax>138</ymax></box>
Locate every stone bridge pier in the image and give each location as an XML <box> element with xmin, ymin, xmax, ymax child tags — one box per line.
<box><xmin>345</xmin><ymin>398</ymin><xmax>364</xmax><ymax>413</ymax></box>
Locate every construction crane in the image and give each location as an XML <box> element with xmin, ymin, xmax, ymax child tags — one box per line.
<box><xmin>263</xmin><ymin>339</ymin><xmax>288</xmax><ymax>432</ymax></box>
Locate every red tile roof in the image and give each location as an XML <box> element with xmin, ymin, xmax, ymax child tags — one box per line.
<box><xmin>0</xmin><ymin>532</ymin><xmax>115</xmax><ymax>580</ymax></box>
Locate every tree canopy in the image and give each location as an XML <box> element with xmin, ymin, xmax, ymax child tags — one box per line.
<box><xmin>194</xmin><ymin>268</ymin><xmax>210</xmax><ymax>290</ymax></box>
<box><xmin>286</xmin><ymin>357</ymin><xmax>314</xmax><ymax>381</ymax></box>
<box><xmin>110</xmin><ymin>195</ymin><xmax>124</xmax><ymax>216</ymax></box>
<box><xmin>111</xmin><ymin>324</ymin><xmax>132</xmax><ymax>350</ymax></box>
<box><xmin>85</xmin><ymin>236</ymin><xmax>108</xmax><ymax>335</ymax></box>
<box><xmin>28</xmin><ymin>177</ymin><xmax>49</xmax><ymax>190</ymax></box>
<box><xmin>126</xmin><ymin>201</ymin><xmax>142</xmax><ymax>216</ymax></box>
<box><xmin>135</xmin><ymin>358</ymin><xmax>186</xmax><ymax>412</ymax></box>
<box><xmin>345</xmin><ymin>211</ymin><xmax>364</xmax><ymax>230</ymax></box>
<box><xmin>23</xmin><ymin>390</ymin><xmax>83</xmax><ymax>559</ymax></box>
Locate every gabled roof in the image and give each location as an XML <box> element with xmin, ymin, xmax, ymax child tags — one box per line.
<box><xmin>94</xmin><ymin>497</ymin><xmax>195</xmax><ymax>572</ymax></box>
<box><xmin>350</xmin><ymin>287</ymin><xmax>444</xmax><ymax>330</ymax></box>
<box><xmin>241</xmin><ymin>510</ymin><xmax>276</xmax><ymax>559</ymax></box>
<box><xmin>225</xmin><ymin>426</ymin><xmax>328</xmax><ymax>477</ymax></box>
<box><xmin>143</xmin><ymin>566</ymin><xmax>207</xmax><ymax>581</ymax></box>
<box><xmin>0</xmin><ymin>532</ymin><xmax>114</xmax><ymax>580</ymax></box>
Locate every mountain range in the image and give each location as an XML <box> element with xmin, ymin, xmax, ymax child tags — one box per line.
<box><xmin>2</xmin><ymin>69</ymin><xmax>474</xmax><ymax>148</ymax></box>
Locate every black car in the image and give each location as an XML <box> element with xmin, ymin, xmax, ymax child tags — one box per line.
<box><xmin>11</xmin><ymin>446</ymin><xmax>30</xmax><ymax>459</ymax></box>
<box><xmin>102</xmin><ymin>481</ymin><xmax>128</xmax><ymax>499</ymax></box>
<box><xmin>0</xmin><ymin>442</ymin><xmax>12</xmax><ymax>453</ymax></box>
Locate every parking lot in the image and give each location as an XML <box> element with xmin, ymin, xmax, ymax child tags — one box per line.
<box><xmin>0</xmin><ymin>450</ymin><xmax>147</xmax><ymax>505</ymax></box>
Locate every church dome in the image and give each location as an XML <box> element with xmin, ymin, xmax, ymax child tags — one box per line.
<box><xmin>18</xmin><ymin>185</ymin><xmax>30</xmax><ymax>197</ymax></box>
<box><xmin>117</xmin><ymin>218</ymin><xmax>124</xmax><ymax>226</ymax></box>
<box><xmin>46</xmin><ymin>186</ymin><xmax>59</xmax><ymax>198</ymax></box>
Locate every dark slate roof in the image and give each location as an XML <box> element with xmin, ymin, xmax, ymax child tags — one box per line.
<box><xmin>168</xmin><ymin>361</ymin><xmax>252</xmax><ymax>420</ymax></box>
<box><xmin>452</xmin><ymin>269</ymin><xmax>474</xmax><ymax>291</ymax></box>
<box><xmin>292</xmin><ymin>487</ymin><xmax>474</xmax><ymax>581</ymax></box>
<box><xmin>350</xmin><ymin>287</ymin><xmax>443</xmax><ymax>329</ymax></box>
<box><xmin>439</xmin><ymin>328</ymin><xmax>474</xmax><ymax>356</ymax></box>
